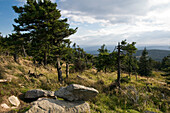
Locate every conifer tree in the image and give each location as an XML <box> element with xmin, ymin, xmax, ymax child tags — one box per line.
<box><xmin>12</xmin><ymin>0</ymin><xmax>77</xmax><ymax>82</ymax></box>
<box><xmin>0</xmin><ymin>33</ymin><xmax>11</xmax><ymax>55</ymax></box>
<box><xmin>121</xmin><ymin>41</ymin><xmax>137</xmax><ymax>77</ymax></box>
<box><xmin>138</xmin><ymin>48</ymin><xmax>152</xmax><ymax>77</ymax></box>
<box><xmin>96</xmin><ymin>44</ymin><xmax>114</xmax><ymax>73</ymax></box>
<box><xmin>161</xmin><ymin>55</ymin><xmax>170</xmax><ymax>73</ymax></box>
<box><xmin>12</xmin><ymin>0</ymin><xmax>77</xmax><ymax>65</ymax></box>
<box><xmin>0</xmin><ymin>33</ymin><xmax>3</xmax><ymax>54</ymax></box>
<box><xmin>116</xmin><ymin>40</ymin><xmax>137</xmax><ymax>86</ymax></box>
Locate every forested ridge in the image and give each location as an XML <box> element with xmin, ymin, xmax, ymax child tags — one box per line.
<box><xmin>0</xmin><ymin>0</ymin><xmax>169</xmax><ymax>113</ymax></box>
<box><xmin>134</xmin><ymin>50</ymin><xmax>170</xmax><ymax>61</ymax></box>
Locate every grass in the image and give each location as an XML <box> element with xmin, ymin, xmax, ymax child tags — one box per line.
<box><xmin>0</xmin><ymin>55</ymin><xmax>169</xmax><ymax>113</ymax></box>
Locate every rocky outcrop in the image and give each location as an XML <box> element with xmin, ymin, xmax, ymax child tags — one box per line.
<box><xmin>54</xmin><ymin>84</ymin><xmax>99</xmax><ymax>101</ymax></box>
<box><xmin>25</xmin><ymin>84</ymin><xmax>99</xmax><ymax>113</ymax></box>
<box><xmin>26</xmin><ymin>98</ymin><xmax>90</xmax><ymax>113</ymax></box>
<box><xmin>25</xmin><ymin>89</ymin><xmax>55</xmax><ymax>99</ymax></box>
<box><xmin>8</xmin><ymin>95</ymin><xmax>20</xmax><ymax>107</ymax></box>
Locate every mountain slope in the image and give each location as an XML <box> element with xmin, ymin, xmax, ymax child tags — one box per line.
<box><xmin>134</xmin><ymin>49</ymin><xmax>170</xmax><ymax>61</ymax></box>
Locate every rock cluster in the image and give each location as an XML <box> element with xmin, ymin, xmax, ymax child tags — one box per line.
<box><xmin>1</xmin><ymin>95</ymin><xmax>20</xmax><ymax>109</ymax></box>
<box><xmin>25</xmin><ymin>84</ymin><xmax>99</xmax><ymax>113</ymax></box>
<box><xmin>26</xmin><ymin>98</ymin><xmax>90</xmax><ymax>113</ymax></box>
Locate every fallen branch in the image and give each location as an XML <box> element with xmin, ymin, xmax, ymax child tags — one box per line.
<box><xmin>0</xmin><ymin>79</ymin><xmax>8</xmax><ymax>83</ymax></box>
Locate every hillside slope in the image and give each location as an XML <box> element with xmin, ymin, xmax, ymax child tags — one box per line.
<box><xmin>0</xmin><ymin>56</ymin><xmax>169</xmax><ymax>113</ymax></box>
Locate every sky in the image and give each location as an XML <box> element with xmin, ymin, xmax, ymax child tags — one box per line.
<box><xmin>0</xmin><ymin>0</ymin><xmax>170</xmax><ymax>49</ymax></box>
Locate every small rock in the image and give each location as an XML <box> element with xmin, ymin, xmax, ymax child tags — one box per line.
<box><xmin>25</xmin><ymin>89</ymin><xmax>55</xmax><ymax>99</ymax></box>
<box><xmin>8</xmin><ymin>95</ymin><xmax>20</xmax><ymax>107</ymax></box>
<box><xmin>1</xmin><ymin>103</ymin><xmax>10</xmax><ymax>109</ymax></box>
<box><xmin>26</xmin><ymin>98</ymin><xmax>90</xmax><ymax>113</ymax></box>
<box><xmin>54</xmin><ymin>84</ymin><xmax>99</xmax><ymax>101</ymax></box>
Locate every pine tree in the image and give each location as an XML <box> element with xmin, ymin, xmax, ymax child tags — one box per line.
<box><xmin>0</xmin><ymin>33</ymin><xmax>11</xmax><ymax>55</ymax></box>
<box><xmin>12</xmin><ymin>0</ymin><xmax>77</xmax><ymax>65</ymax></box>
<box><xmin>161</xmin><ymin>55</ymin><xmax>170</xmax><ymax>73</ymax></box>
<box><xmin>121</xmin><ymin>41</ymin><xmax>137</xmax><ymax>77</ymax></box>
<box><xmin>138</xmin><ymin>48</ymin><xmax>152</xmax><ymax>77</ymax></box>
<box><xmin>116</xmin><ymin>40</ymin><xmax>137</xmax><ymax>86</ymax></box>
<box><xmin>12</xmin><ymin>0</ymin><xmax>77</xmax><ymax>82</ymax></box>
<box><xmin>95</xmin><ymin>44</ymin><xmax>114</xmax><ymax>73</ymax></box>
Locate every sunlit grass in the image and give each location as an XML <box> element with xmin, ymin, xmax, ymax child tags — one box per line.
<box><xmin>0</xmin><ymin>55</ymin><xmax>169</xmax><ymax>113</ymax></box>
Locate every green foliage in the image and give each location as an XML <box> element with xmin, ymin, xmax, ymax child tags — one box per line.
<box><xmin>20</xmin><ymin>87</ymin><xmax>30</xmax><ymax>94</ymax></box>
<box><xmin>120</xmin><ymin>40</ymin><xmax>137</xmax><ymax>76</ymax></box>
<box><xmin>161</xmin><ymin>55</ymin><xmax>170</xmax><ymax>73</ymax></box>
<box><xmin>138</xmin><ymin>48</ymin><xmax>152</xmax><ymax>76</ymax></box>
<box><xmin>66</xmin><ymin>43</ymin><xmax>93</xmax><ymax>72</ymax></box>
<box><xmin>95</xmin><ymin>44</ymin><xmax>116</xmax><ymax>73</ymax></box>
<box><xmin>150</xmin><ymin>59</ymin><xmax>161</xmax><ymax>71</ymax></box>
<box><xmin>0</xmin><ymin>56</ymin><xmax>169</xmax><ymax>113</ymax></box>
<box><xmin>12</xmin><ymin>0</ymin><xmax>77</xmax><ymax>65</ymax></box>
<box><xmin>0</xmin><ymin>34</ymin><xmax>11</xmax><ymax>55</ymax></box>
<box><xmin>120</xmin><ymin>76</ymin><xmax>131</xmax><ymax>83</ymax></box>
<box><xmin>134</xmin><ymin>50</ymin><xmax>170</xmax><ymax>62</ymax></box>
<box><xmin>121</xmin><ymin>55</ymin><xmax>138</xmax><ymax>75</ymax></box>
<box><xmin>18</xmin><ymin>105</ymin><xmax>31</xmax><ymax>112</ymax></box>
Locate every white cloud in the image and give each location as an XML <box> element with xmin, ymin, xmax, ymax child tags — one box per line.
<box><xmin>16</xmin><ymin>0</ymin><xmax>170</xmax><ymax>46</ymax></box>
<box><xmin>16</xmin><ymin>0</ymin><xmax>56</xmax><ymax>4</ymax></box>
<box><xmin>57</xmin><ymin>0</ymin><xmax>170</xmax><ymax>46</ymax></box>
<box><xmin>61</xmin><ymin>10</ymin><xmax>109</xmax><ymax>24</ymax></box>
<box><xmin>58</xmin><ymin>0</ymin><xmax>150</xmax><ymax>24</ymax></box>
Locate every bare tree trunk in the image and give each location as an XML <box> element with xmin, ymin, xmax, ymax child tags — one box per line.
<box><xmin>105</xmin><ymin>67</ymin><xmax>107</xmax><ymax>73</ymax></box>
<box><xmin>13</xmin><ymin>51</ymin><xmax>19</xmax><ymax>63</ymax></box>
<box><xmin>44</xmin><ymin>51</ymin><xmax>47</xmax><ymax>66</ymax></box>
<box><xmin>128</xmin><ymin>55</ymin><xmax>131</xmax><ymax>79</ymax></box>
<box><xmin>85</xmin><ymin>57</ymin><xmax>88</xmax><ymax>69</ymax></box>
<box><xmin>136</xmin><ymin>73</ymin><xmax>138</xmax><ymax>81</ymax></box>
<box><xmin>66</xmin><ymin>62</ymin><xmax>69</xmax><ymax>78</ymax></box>
<box><xmin>22</xmin><ymin>45</ymin><xmax>27</xmax><ymax>57</ymax></box>
<box><xmin>117</xmin><ymin>42</ymin><xmax>121</xmax><ymax>87</ymax></box>
<box><xmin>57</xmin><ymin>57</ymin><xmax>63</xmax><ymax>82</ymax></box>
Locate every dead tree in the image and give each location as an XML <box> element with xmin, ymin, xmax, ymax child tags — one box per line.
<box><xmin>56</xmin><ymin>57</ymin><xmax>63</xmax><ymax>82</ymax></box>
<box><xmin>66</xmin><ymin>62</ymin><xmax>69</xmax><ymax>78</ymax></box>
<box><xmin>117</xmin><ymin>42</ymin><xmax>121</xmax><ymax>87</ymax></box>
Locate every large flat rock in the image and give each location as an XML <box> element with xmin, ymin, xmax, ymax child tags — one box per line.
<box><xmin>54</xmin><ymin>84</ymin><xmax>99</xmax><ymax>101</ymax></box>
<box><xmin>26</xmin><ymin>98</ymin><xmax>90</xmax><ymax>113</ymax></box>
<box><xmin>25</xmin><ymin>89</ymin><xmax>55</xmax><ymax>99</ymax></box>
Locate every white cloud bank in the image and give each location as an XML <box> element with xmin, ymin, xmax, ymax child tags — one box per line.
<box><xmin>17</xmin><ymin>0</ymin><xmax>170</xmax><ymax>47</ymax></box>
<box><xmin>57</xmin><ymin>0</ymin><xmax>170</xmax><ymax>47</ymax></box>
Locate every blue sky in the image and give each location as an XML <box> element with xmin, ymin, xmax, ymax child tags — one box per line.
<box><xmin>0</xmin><ymin>0</ymin><xmax>19</xmax><ymax>35</ymax></box>
<box><xmin>0</xmin><ymin>0</ymin><xmax>170</xmax><ymax>49</ymax></box>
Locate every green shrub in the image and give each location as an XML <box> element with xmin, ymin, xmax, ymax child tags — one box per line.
<box><xmin>120</xmin><ymin>76</ymin><xmax>131</xmax><ymax>83</ymax></box>
<box><xmin>127</xmin><ymin>109</ymin><xmax>140</xmax><ymax>113</ymax></box>
<box><xmin>160</xmin><ymin>102</ymin><xmax>168</xmax><ymax>112</ymax></box>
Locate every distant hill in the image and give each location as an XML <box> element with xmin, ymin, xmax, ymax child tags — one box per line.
<box><xmin>134</xmin><ymin>49</ymin><xmax>170</xmax><ymax>61</ymax></box>
<box><xmin>85</xmin><ymin>48</ymin><xmax>170</xmax><ymax>61</ymax></box>
<box><xmin>83</xmin><ymin>45</ymin><xmax>170</xmax><ymax>61</ymax></box>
